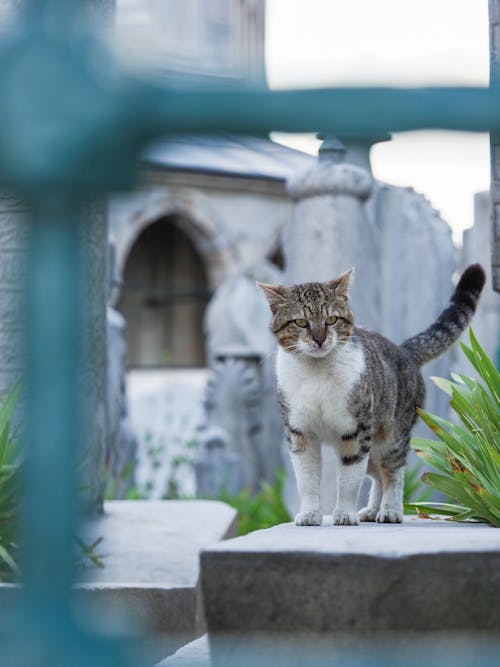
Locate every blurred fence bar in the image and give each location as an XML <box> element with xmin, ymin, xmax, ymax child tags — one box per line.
<box><xmin>0</xmin><ymin>0</ymin><xmax>498</xmax><ymax>665</ymax></box>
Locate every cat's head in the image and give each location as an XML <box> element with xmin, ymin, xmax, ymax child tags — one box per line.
<box><xmin>258</xmin><ymin>269</ymin><xmax>354</xmax><ymax>359</ymax></box>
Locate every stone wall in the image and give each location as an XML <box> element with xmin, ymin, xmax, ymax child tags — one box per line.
<box><xmin>461</xmin><ymin>191</ymin><xmax>500</xmax><ymax>367</ymax></box>
<box><xmin>115</xmin><ymin>0</ymin><xmax>265</xmax><ymax>82</ymax></box>
<box><xmin>109</xmin><ymin>174</ymin><xmax>292</xmax><ymax>295</ymax></box>
<box><xmin>0</xmin><ymin>194</ymin><xmax>27</xmax><ymax>418</ymax></box>
<box><xmin>489</xmin><ymin>0</ymin><xmax>500</xmax><ymax>292</ymax></box>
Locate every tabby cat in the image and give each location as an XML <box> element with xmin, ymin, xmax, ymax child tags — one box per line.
<box><xmin>258</xmin><ymin>264</ymin><xmax>485</xmax><ymax>526</ymax></box>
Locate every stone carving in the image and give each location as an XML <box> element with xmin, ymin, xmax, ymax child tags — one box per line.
<box><xmin>202</xmin><ymin>354</ymin><xmax>261</xmax><ymax>492</ymax></box>
<box><xmin>77</xmin><ymin>199</ymin><xmax>109</xmax><ymax>513</ymax></box>
<box><xmin>106</xmin><ymin>307</ymin><xmax>138</xmax><ymax>498</ymax></box>
<box><xmin>195</xmin><ymin>425</ymin><xmax>240</xmax><ymax>498</ymax></box>
<box><xmin>197</xmin><ymin>266</ymin><xmax>284</xmax><ymax>497</ymax></box>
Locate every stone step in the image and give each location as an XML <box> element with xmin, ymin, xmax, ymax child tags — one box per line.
<box><xmin>0</xmin><ymin>500</ymin><xmax>237</xmax><ymax>664</ymax></box>
<box><xmin>200</xmin><ymin>515</ymin><xmax>500</xmax><ymax>637</ymax></box>
<box><xmin>156</xmin><ymin>634</ymin><xmax>210</xmax><ymax>667</ymax></box>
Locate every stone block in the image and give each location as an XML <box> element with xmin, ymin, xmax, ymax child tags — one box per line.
<box><xmin>201</xmin><ymin>517</ymin><xmax>500</xmax><ymax>636</ymax></box>
<box><xmin>0</xmin><ymin>500</ymin><xmax>237</xmax><ymax>664</ymax></box>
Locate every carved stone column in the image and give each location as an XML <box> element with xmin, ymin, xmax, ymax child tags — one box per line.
<box><xmin>0</xmin><ymin>195</ymin><xmax>27</xmax><ymax>413</ymax></box>
<box><xmin>79</xmin><ymin>200</ymin><xmax>109</xmax><ymax>512</ymax></box>
<box><xmin>285</xmin><ymin>136</ymin><xmax>380</xmax><ymax>331</ymax></box>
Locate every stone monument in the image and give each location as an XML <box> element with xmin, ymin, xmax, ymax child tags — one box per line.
<box><xmin>196</xmin><ymin>264</ymin><xmax>284</xmax><ymax>497</ymax></box>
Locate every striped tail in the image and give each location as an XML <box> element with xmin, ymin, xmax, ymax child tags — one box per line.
<box><xmin>402</xmin><ymin>264</ymin><xmax>486</xmax><ymax>366</ymax></box>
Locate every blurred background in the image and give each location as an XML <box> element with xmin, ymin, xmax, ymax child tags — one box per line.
<box><xmin>99</xmin><ymin>1</ymin><xmax>497</xmax><ymax>514</ymax></box>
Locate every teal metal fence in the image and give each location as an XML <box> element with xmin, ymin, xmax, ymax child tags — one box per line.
<box><xmin>0</xmin><ymin>1</ymin><xmax>497</xmax><ymax>665</ymax></box>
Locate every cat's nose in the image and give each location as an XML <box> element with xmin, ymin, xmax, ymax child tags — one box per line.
<box><xmin>312</xmin><ymin>328</ymin><xmax>326</xmax><ymax>347</ymax></box>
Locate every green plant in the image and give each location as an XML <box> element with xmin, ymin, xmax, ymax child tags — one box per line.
<box><xmin>403</xmin><ymin>461</ymin><xmax>434</xmax><ymax>512</ymax></box>
<box><xmin>0</xmin><ymin>383</ymin><xmax>22</xmax><ymax>581</ymax></box>
<box><xmin>219</xmin><ymin>471</ymin><xmax>291</xmax><ymax>535</ymax></box>
<box><xmin>408</xmin><ymin>328</ymin><xmax>500</xmax><ymax>526</ymax></box>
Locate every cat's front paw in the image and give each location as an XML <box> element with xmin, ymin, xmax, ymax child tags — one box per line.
<box><xmin>358</xmin><ymin>507</ymin><xmax>378</xmax><ymax>522</ymax></box>
<box><xmin>333</xmin><ymin>510</ymin><xmax>359</xmax><ymax>526</ymax></box>
<box><xmin>376</xmin><ymin>509</ymin><xmax>403</xmax><ymax>524</ymax></box>
<box><xmin>295</xmin><ymin>510</ymin><xmax>322</xmax><ymax>526</ymax></box>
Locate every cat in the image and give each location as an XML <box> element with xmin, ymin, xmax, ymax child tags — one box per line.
<box><xmin>258</xmin><ymin>264</ymin><xmax>486</xmax><ymax>526</ymax></box>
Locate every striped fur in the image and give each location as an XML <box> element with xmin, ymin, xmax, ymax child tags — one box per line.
<box><xmin>258</xmin><ymin>264</ymin><xmax>485</xmax><ymax>527</ymax></box>
<box><xmin>402</xmin><ymin>264</ymin><xmax>486</xmax><ymax>366</ymax></box>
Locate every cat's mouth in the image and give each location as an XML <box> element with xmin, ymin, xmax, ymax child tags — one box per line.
<box><xmin>302</xmin><ymin>344</ymin><xmax>333</xmax><ymax>358</ymax></box>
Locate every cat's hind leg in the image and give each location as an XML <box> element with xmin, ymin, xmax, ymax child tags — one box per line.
<box><xmin>289</xmin><ymin>432</ymin><xmax>322</xmax><ymax>526</ymax></box>
<box><xmin>376</xmin><ymin>437</ymin><xmax>409</xmax><ymax>523</ymax></box>
<box><xmin>358</xmin><ymin>461</ymin><xmax>382</xmax><ymax>522</ymax></box>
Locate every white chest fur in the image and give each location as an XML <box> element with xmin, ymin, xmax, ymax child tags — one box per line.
<box><xmin>277</xmin><ymin>342</ymin><xmax>365</xmax><ymax>443</ymax></box>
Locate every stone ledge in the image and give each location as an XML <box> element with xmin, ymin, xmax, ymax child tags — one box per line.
<box><xmin>0</xmin><ymin>500</ymin><xmax>237</xmax><ymax>662</ymax></box>
<box><xmin>200</xmin><ymin>516</ymin><xmax>500</xmax><ymax>635</ymax></box>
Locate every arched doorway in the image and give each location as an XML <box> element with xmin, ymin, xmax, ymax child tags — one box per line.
<box><xmin>118</xmin><ymin>216</ymin><xmax>210</xmax><ymax>368</ymax></box>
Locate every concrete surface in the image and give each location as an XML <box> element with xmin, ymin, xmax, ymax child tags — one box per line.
<box><xmin>201</xmin><ymin>516</ymin><xmax>500</xmax><ymax>636</ymax></box>
<box><xmin>77</xmin><ymin>499</ymin><xmax>237</xmax><ymax>656</ymax></box>
<box><xmin>0</xmin><ymin>500</ymin><xmax>237</xmax><ymax>662</ymax></box>
<box><xmin>156</xmin><ymin>634</ymin><xmax>210</xmax><ymax>667</ymax></box>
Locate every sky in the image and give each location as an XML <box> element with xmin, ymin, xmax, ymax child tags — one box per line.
<box><xmin>265</xmin><ymin>0</ymin><xmax>490</xmax><ymax>243</ymax></box>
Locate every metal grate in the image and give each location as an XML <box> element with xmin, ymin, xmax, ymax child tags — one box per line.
<box><xmin>0</xmin><ymin>1</ymin><xmax>497</xmax><ymax>664</ymax></box>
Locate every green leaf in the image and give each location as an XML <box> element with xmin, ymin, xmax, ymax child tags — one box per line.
<box><xmin>0</xmin><ymin>542</ymin><xmax>19</xmax><ymax>576</ymax></box>
<box><xmin>431</xmin><ymin>376</ymin><xmax>455</xmax><ymax>396</ymax></box>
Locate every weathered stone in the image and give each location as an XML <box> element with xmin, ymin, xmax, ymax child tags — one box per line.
<box><xmin>77</xmin><ymin>499</ymin><xmax>237</xmax><ymax>662</ymax></box>
<box><xmin>285</xmin><ymin>140</ymin><xmax>379</xmax><ymax>331</ymax></box>
<box><xmin>461</xmin><ymin>192</ymin><xmax>500</xmax><ymax>370</ymax></box>
<box><xmin>374</xmin><ymin>183</ymin><xmax>456</xmax><ymax>426</ymax></box>
<box><xmin>195</xmin><ymin>426</ymin><xmax>241</xmax><ymax>498</ymax></box>
<box><xmin>106</xmin><ymin>306</ymin><xmax>138</xmax><ymax>497</ymax></box>
<box><xmin>0</xmin><ymin>195</ymin><xmax>26</xmax><ymax>428</ymax></box>
<box><xmin>78</xmin><ymin>200</ymin><xmax>109</xmax><ymax>512</ymax></box>
<box><xmin>200</xmin><ymin>268</ymin><xmax>284</xmax><ymax>496</ymax></box>
<box><xmin>201</xmin><ymin>517</ymin><xmax>500</xmax><ymax>638</ymax></box>
<box><xmin>0</xmin><ymin>500</ymin><xmax>237</xmax><ymax>663</ymax></box>
<box><xmin>156</xmin><ymin>635</ymin><xmax>210</xmax><ymax>667</ymax></box>
<box><xmin>159</xmin><ymin>633</ymin><xmax>500</xmax><ymax>667</ymax></box>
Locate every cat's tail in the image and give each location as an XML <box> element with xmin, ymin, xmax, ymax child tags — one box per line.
<box><xmin>401</xmin><ymin>263</ymin><xmax>486</xmax><ymax>366</ymax></box>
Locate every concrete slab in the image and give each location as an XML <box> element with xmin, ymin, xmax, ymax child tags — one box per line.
<box><xmin>201</xmin><ymin>516</ymin><xmax>500</xmax><ymax>636</ymax></box>
<box><xmin>156</xmin><ymin>634</ymin><xmax>210</xmax><ymax>667</ymax></box>
<box><xmin>0</xmin><ymin>500</ymin><xmax>237</xmax><ymax>663</ymax></box>
<box><xmin>81</xmin><ymin>500</ymin><xmax>237</xmax><ymax>588</ymax></box>
<box><xmin>77</xmin><ymin>500</ymin><xmax>236</xmax><ymax>657</ymax></box>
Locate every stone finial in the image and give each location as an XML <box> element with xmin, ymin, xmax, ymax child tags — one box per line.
<box><xmin>287</xmin><ymin>162</ymin><xmax>373</xmax><ymax>202</ymax></box>
<box><xmin>287</xmin><ymin>134</ymin><xmax>374</xmax><ymax>202</ymax></box>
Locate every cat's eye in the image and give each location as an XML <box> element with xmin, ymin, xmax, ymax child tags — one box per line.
<box><xmin>325</xmin><ymin>315</ymin><xmax>338</xmax><ymax>325</ymax></box>
<box><xmin>294</xmin><ymin>318</ymin><xmax>308</xmax><ymax>328</ymax></box>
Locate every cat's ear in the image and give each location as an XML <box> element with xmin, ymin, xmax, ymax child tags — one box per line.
<box><xmin>329</xmin><ymin>268</ymin><xmax>354</xmax><ymax>298</ymax></box>
<box><xmin>256</xmin><ymin>282</ymin><xmax>287</xmax><ymax>314</ymax></box>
